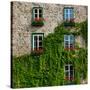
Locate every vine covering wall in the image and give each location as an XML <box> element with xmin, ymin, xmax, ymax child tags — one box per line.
<box><xmin>12</xmin><ymin>21</ymin><xmax>87</xmax><ymax>88</ymax></box>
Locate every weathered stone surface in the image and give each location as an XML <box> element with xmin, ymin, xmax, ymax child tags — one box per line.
<box><xmin>11</xmin><ymin>2</ymin><xmax>88</xmax><ymax>56</ymax></box>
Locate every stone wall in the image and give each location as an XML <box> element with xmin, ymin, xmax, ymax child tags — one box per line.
<box><xmin>11</xmin><ymin>1</ymin><xmax>88</xmax><ymax>56</ymax></box>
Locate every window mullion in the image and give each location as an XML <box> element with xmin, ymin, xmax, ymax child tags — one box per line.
<box><xmin>38</xmin><ymin>9</ymin><xmax>39</xmax><ymax>19</ymax></box>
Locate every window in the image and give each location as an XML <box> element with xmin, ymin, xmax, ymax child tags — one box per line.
<box><xmin>32</xmin><ymin>7</ymin><xmax>44</xmax><ymax>26</ymax></box>
<box><xmin>32</xmin><ymin>33</ymin><xmax>44</xmax><ymax>51</ymax></box>
<box><xmin>64</xmin><ymin>35</ymin><xmax>74</xmax><ymax>50</ymax></box>
<box><xmin>33</xmin><ymin>7</ymin><xmax>43</xmax><ymax>19</ymax></box>
<box><xmin>64</xmin><ymin>8</ymin><xmax>74</xmax><ymax>21</ymax></box>
<box><xmin>64</xmin><ymin>64</ymin><xmax>74</xmax><ymax>81</ymax></box>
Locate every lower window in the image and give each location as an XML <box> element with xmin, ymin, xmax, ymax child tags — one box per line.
<box><xmin>32</xmin><ymin>33</ymin><xmax>44</xmax><ymax>51</ymax></box>
<box><xmin>64</xmin><ymin>64</ymin><xmax>74</xmax><ymax>81</ymax></box>
<box><xmin>64</xmin><ymin>35</ymin><xmax>75</xmax><ymax>50</ymax></box>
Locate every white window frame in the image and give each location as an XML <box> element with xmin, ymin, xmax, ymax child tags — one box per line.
<box><xmin>32</xmin><ymin>34</ymin><xmax>43</xmax><ymax>51</ymax></box>
<box><xmin>64</xmin><ymin>64</ymin><xmax>74</xmax><ymax>80</ymax></box>
<box><xmin>33</xmin><ymin>8</ymin><xmax>43</xmax><ymax>19</ymax></box>
<box><xmin>64</xmin><ymin>8</ymin><xmax>74</xmax><ymax>21</ymax></box>
<box><xmin>64</xmin><ymin>35</ymin><xmax>74</xmax><ymax>49</ymax></box>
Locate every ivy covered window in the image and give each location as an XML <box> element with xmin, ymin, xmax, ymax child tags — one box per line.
<box><xmin>64</xmin><ymin>64</ymin><xmax>74</xmax><ymax>81</ymax></box>
<box><xmin>32</xmin><ymin>33</ymin><xmax>44</xmax><ymax>51</ymax></box>
<box><xmin>63</xmin><ymin>7</ymin><xmax>75</xmax><ymax>27</ymax></box>
<box><xmin>32</xmin><ymin>7</ymin><xmax>44</xmax><ymax>26</ymax></box>
<box><xmin>64</xmin><ymin>35</ymin><xmax>75</xmax><ymax>50</ymax></box>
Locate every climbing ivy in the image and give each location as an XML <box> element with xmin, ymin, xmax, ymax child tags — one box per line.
<box><xmin>80</xmin><ymin>20</ymin><xmax>88</xmax><ymax>45</ymax></box>
<box><xmin>12</xmin><ymin>20</ymin><xmax>87</xmax><ymax>88</ymax></box>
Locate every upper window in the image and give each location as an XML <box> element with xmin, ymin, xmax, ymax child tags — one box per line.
<box><xmin>64</xmin><ymin>7</ymin><xmax>74</xmax><ymax>21</ymax></box>
<box><xmin>64</xmin><ymin>64</ymin><xmax>74</xmax><ymax>81</ymax></box>
<box><xmin>33</xmin><ymin>7</ymin><xmax>43</xmax><ymax>19</ymax></box>
<box><xmin>64</xmin><ymin>35</ymin><xmax>74</xmax><ymax>50</ymax></box>
<box><xmin>32</xmin><ymin>33</ymin><xmax>44</xmax><ymax>51</ymax></box>
<box><xmin>32</xmin><ymin>7</ymin><xmax>44</xmax><ymax>26</ymax></box>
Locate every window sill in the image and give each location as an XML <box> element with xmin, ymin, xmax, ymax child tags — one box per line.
<box><xmin>31</xmin><ymin>19</ymin><xmax>44</xmax><ymax>27</ymax></box>
<box><xmin>64</xmin><ymin>22</ymin><xmax>75</xmax><ymax>27</ymax></box>
<box><xmin>31</xmin><ymin>49</ymin><xmax>44</xmax><ymax>55</ymax></box>
<box><xmin>64</xmin><ymin>48</ymin><xmax>74</xmax><ymax>51</ymax></box>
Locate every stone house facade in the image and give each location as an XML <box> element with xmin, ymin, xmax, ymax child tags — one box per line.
<box><xmin>11</xmin><ymin>1</ymin><xmax>87</xmax><ymax>56</ymax></box>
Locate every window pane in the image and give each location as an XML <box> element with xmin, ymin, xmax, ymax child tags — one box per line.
<box><xmin>70</xmin><ymin>72</ymin><xmax>74</xmax><ymax>80</ymax></box>
<box><xmin>35</xmin><ymin>9</ymin><xmax>37</xmax><ymax>13</ymax></box>
<box><xmin>70</xmin><ymin>35</ymin><xmax>74</xmax><ymax>40</ymax></box>
<box><xmin>70</xmin><ymin>14</ymin><xmax>73</xmax><ymax>19</ymax></box>
<box><xmin>39</xmin><ymin>36</ymin><xmax>43</xmax><ymax>40</ymax></box>
<box><xmin>70</xmin><ymin>9</ymin><xmax>73</xmax><ymax>14</ymax></box>
<box><xmin>65</xmin><ymin>71</ymin><xmax>69</xmax><ymax>77</ymax></box>
<box><xmin>64</xmin><ymin>35</ymin><xmax>68</xmax><ymax>40</ymax></box>
<box><xmin>39</xmin><ymin>42</ymin><xmax>42</xmax><ymax>47</ymax></box>
<box><xmin>39</xmin><ymin>14</ymin><xmax>42</xmax><ymax>18</ymax></box>
<box><xmin>70</xmin><ymin>41</ymin><xmax>74</xmax><ymax>44</ymax></box>
<box><xmin>70</xmin><ymin>44</ymin><xmax>73</xmax><ymax>48</ymax></box>
<box><xmin>65</xmin><ymin>40</ymin><xmax>69</xmax><ymax>48</ymax></box>
<box><xmin>65</xmin><ymin>72</ymin><xmax>69</xmax><ymax>80</ymax></box>
<box><xmin>70</xmin><ymin>66</ymin><xmax>73</xmax><ymax>71</ymax></box>
<box><xmin>70</xmin><ymin>71</ymin><xmax>73</xmax><ymax>77</ymax></box>
<box><xmin>65</xmin><ymin>66</ymin><xmax>68</xmax><ymax>70</ymax></box>
<box><xmin>39</xmin><ymin>9</ymin><xmax>42</xmax><ymax>13</ymax></box>
<box><xmin>65</xmin><ymin>9</ymin><xmax>68</xmax><ymax>13</ymax></box>
<box><xmin>35</xmin><ymin>14</ymin><xmax>38</xmax><ymax>18</ymax></box>
<box><xmin>34</xmin><ymin>36</ymin><xmax>37</xmax><ymax>41</ymax></box>
<box><xmin>66</xmin><ymin>14</ymin><xmax>68</xmax><ymax>19</ymax></box>
<box><xmin>65</xmin><ymin>41</ymin><xmax>69</xmax><ymax>45</ymax></box>
<box><xmin>64</xmin><ymin>14</ymin><xmax>68</xmax><ymax>20</ymax></box>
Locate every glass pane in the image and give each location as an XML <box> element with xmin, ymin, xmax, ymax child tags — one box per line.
<box><xmin>70</xmin><ymin>35</ymin><xmax>74</xmax><ymax>40</ymax></box>
<box><xmin>65</xmin><ymin>66</ymin><xmax>68</xmax><ymax>70</ymax></box>
<box><xmin>65</xmin><ymin>9</ymin><xmax>68</xmax><ymax>13</ymax></box>
<box><xmin>39</xmin><ymin>36</ymin><xmax>43</xmax><ymax>40</ymax></box>
<box><xmin>39</xmin><ymin>42</ymin><xmax>42</xmax><ymax>47</ymax></box>
<box><xmin>65</xmin><ymin>41</ymin><xmax>69</xmax><ymax>44</ymax></box>
<box><xmin>64</xmin><ymin>35</ymin><xmax>68</xmax><ymax>40</ymax></box>
<box><xmin>34</xmin><ymin>36</ymin><xmax>37</xmax><ymax>41</ymax></box>
<box><xmin>70</xmin><ymin>66</ymin><xmax>73</xmax><ymax>71</ymax></box>
<box><xmin>70</xmin><ymin>44</ymin><xmax>73</xmax><ymax>48</ymax></box>
<box><xmin>39</xmin><ymin>9</ymin><xmax>42</xmax><ymax>13</ymax></box>
<box><xmin>70</xmin><ymin>9</ymin><xmax>73</xmax><ymax>14</ymax></box>
<box><xmin>65</xmin><ymin>72</ymin><xmax>69</xmax><ymax>80</ymax></box>
<box><xmin>70</xmin><ymin>71</ymin><xmax>74</xmax><ymax>78</ymax></box>
<box><xmin>39</xmin><ymin>14</ymin><xmax>42</xmax><ymax>18</ymax></box>
<box><xmin>35</xmin><ymin>14</ymin><xmax>37</xmax><ymax>18</ymax></box>
<box><xmin>35</xmin><ymin>9</ymin><xmax>37</xmax><ymax>13</ymax></box>
<box><xmin>70</xmin><ymin>14</ymin><xmax>73</xmax><ymax>19</ymax></box>
<box><xmin>70</xmin><ymin>40</ymin><xmax>74</xmax><ymax>44</ymax></box>
<box><xmin>65</xmin><ymin>41</ymin><xmax>69</xmax><ymax>48</ymax></box>
<box><xmin>66</xmin><ymin>14</ymin><xmax>68</xmax><ymax>19</ymax></box>
<box><xmin>65</xmin><ymin>71</ymin><xmax>69</xmax><ymax>77</ymax></box>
